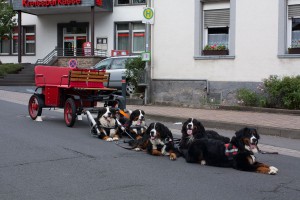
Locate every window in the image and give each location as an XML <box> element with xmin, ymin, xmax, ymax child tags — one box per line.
<box><xmin>116</xmin><ymin>0</ymin><xmax>145</xmax><ymax>5</ymax></box>
<box><xmin>115</xmin><ymin>22</ymin><xmax>145</xmax><ymax>54</ymax></box>
<box><xmin>12</xmin><ymin>27</ymin><xmax>18</xmax><ymax>54</ymax></box>
<box><xmin>132</xmin><ymin>23</ymin><xmax>145</xmax><ymax>52</ymax></box>
<box><xmin>116</xmin><ymin>24</ymin><xmax>129</xmax><ymax>51</ymax></box>
<box><xmin>110</xmin><ymin>58</ymin><xmax>127</xmax><ymax>69</ymax></box>
<box><xmin>207</xmin><ymin>27</ymin><xmax>229</xmax><ymax>48</ymax></box>
<box><xmin>194</xmin><ymin>0</ymin><xmax>235</xmax><ymax>59</ymax></box>
<box><xmin>203</xmin><ymin>8</ymin><xmax>230</xmax><ymax>54</ymax></box>
<box><xmin>0</xmin><ymin>36</ymin><xmax>10</xmax><ymax>54</ymax></box>
<box><xmin>287</xmin><ymin>3</ymin><xmax>300</xmax><ymax>53</ymax></box>
<box><xmin>0</xmin><ymin>25</ymin><xmax>36</xmax><ymax>56</ymax></box>
<box><xmin>24</xmin><ymin>26</ymin><xmax>35</xmax><ymax>54</ymax></box>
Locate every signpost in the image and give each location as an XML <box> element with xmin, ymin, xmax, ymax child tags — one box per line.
<box><xmin>142</xmin><ymin>2</ymin><xmax>154</xmax><ymax>104</ymax></box>
<box><xmin>68</xmin><ymin>59</ymin><xmax>78</xmax><ymax>68</ymax></box>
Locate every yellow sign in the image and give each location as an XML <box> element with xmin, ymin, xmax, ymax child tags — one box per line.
<box><xmin>143</xmin><ymin>7</ymin><xmax>154</xmax><ymax>24</ymax></box>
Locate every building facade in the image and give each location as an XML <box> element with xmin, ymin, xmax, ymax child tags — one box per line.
<box><xmin>1</xmin><ymin>0</ymin><xmax>300</xmax><ymax>107</ymax></box>
<box><xmin>151</xmin><ymin>0</ymin><xmax>300</xmax><ymax>107</ymax></box>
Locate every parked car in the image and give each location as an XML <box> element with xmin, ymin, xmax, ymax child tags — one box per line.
<box><xmin>92</xmin><ymin>56</ymin><xmax>139</xmax><ymax>95</ymax></box>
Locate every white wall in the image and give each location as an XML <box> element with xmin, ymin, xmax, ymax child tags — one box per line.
<box><xmin>152</xmin><ymin>0</ymin><xmax>300</xmax><ymax>82</ymax></box>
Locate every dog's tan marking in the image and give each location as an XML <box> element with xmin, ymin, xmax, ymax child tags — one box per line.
<box><xmin>152</xmin><ymin>149</ymin><xmax>162</xmax><ymax>156</ymax></box>
<box><xmin>169</xmin><ymin>152</ymin><xmax>177</xmax><ymax>160</ymax></box>
<box><xmin>256</xmin><ymin>166</ymin><xmax>271</xmax><ymax>174</ymax></box>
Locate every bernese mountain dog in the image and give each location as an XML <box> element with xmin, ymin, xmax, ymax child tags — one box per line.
<box><xmin>179</xmin><ymin>118</ymin><xmax>230</xmax><ymax>157</ymax></box>
<box><xmin>124</xmin><ymin>109</ymin><xmax>147</xmax><ymax>139</ymax></box>
<box><xmin>129</xmin><ymin>122</ymin><xmax>177</xmax><ymax>160</ymax></box>
<box><xmin>95</xmin><ymin>107</ymin><xmax>120</xmax><ymax>141</ymax></box>
<box><xmin>186</xmin><ymin>127</ymin><xmax>279</xmax><ymax>175</ymax></box>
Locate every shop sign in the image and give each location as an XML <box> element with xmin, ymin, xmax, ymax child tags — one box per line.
<box><xmin>83</xmin><ymin>42</ymin><xmax>91</xmax><ymax>56</ymax></box>
<box><xmin>22</xmin><ymin>0</ymin><xmax>82</xmax><ymax>7</ymax></box>
<box><xmin>95</xmin><ymin>0</ymin><xmax>103</xmax><ymax>6</ymax></box>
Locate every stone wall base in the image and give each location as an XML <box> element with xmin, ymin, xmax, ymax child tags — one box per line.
<box><xmin>55</xmin><ymin>57</ymin><xmax>104</xmax><ymax>68</ymax></box>
<box><xmin>151</xmin><ymin>80</ymin><xmax>261</xmax><ymax>108</ymax></box>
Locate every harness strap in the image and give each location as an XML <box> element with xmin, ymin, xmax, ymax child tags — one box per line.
<box><xmin>225</xmin><ymin>143</ymin><xmax>238</xmax><ymax>159</ymax></box>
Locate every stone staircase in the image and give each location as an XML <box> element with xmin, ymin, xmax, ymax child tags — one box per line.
<box><xmin>0</xmin><ymin>63</ymin><xmax>35</xmax><ymax>86</ymax></box>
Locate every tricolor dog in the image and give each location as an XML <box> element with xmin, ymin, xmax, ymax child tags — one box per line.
<box><xmin>186</xmin><ymin>127</ymin><xmax>279</xmax><ymax>175</ymax></box>
<box><xmin>96</xmin><ymin>107</ymin><xmax>120</xmax><ymax>141</ymax></box>
<box><xmin>179</xmin><ymin>118</ymin><xmax>230</xmax><ymax>157</ymax></box>
<box><xmin>128</xmin><ymin>109</ymin><xmax>147</xmax><ymax>139</ymax></box>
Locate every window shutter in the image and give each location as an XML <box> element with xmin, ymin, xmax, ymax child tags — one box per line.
<box><xmin>204</xmin><ymin>9</ymin><xmax>230</xmax><ymax>27</ymax></box>
<box><xmin>288</xmin><ymin>5</ymin><xmax>300</xmax><ymax>18</ymax></box>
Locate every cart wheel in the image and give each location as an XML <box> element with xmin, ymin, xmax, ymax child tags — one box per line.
<box><xmin>28</xmin><ymin>94</ymin><xmax>44</xmax><ymax>120</ymax></box>
<box><xmin>64</xmin><ymin>98</ymin><xmax>77</xmax><ymax>127</ymax></box>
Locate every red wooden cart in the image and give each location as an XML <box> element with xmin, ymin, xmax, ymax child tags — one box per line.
<box><xmin>28</xmin><ymin>65</ymin><xmax>125</xmax><ymax>127</ymax></box>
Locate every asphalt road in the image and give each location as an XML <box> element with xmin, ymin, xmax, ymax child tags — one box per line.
<box><xmin>1</xmin><ymin>100</ymin><xmax>300</xmax><ymax>200</ymax></box>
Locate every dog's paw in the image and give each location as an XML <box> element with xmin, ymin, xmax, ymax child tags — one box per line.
<box><xmin>270</xmin><ymin>166</ymin><xmax>279</xmax><ymax>173</ymax></box>
<box><xmin>105</xmin><ymin>138</ymin><xmax>113</xmax><ymax>142</ymax></box>
<box><xmin>169</xmin><ymin>153</ymin><xmax>177</xmax><ymax>161</ymax></box>
<box><xmin>134</xmin><ymin>148</ymin><xmax>141</xmax><ymax>151</ymax></box>
<box><xmin>268</xmin><ymin>166</ymin><xmax>278</xmax><ymax>175</ymax></box>
<box><xmin>200</xmin><ymin>160</ymin><xmax>206</xmax><ymax>165</ymax></box>
<box><xmin>112</xmin><ymin>137</ymin><xmax>119</xmax><ymax>141</ymax></box>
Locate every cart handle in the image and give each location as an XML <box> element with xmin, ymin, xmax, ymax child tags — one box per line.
<box><xmin>60</xmin><ymin>75</ymin><xmax>69</xmax><ymax>86</ymax></box>
<box><xmin>35</xmin><ymin>74</ymin><xmax>45</xmax><ymax>85</ymax></box>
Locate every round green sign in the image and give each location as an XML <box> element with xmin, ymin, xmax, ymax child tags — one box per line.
<box><xmin>143</xmin><ymin>8</ymin><xmax>154</xmax><ymax>20</ymax></box>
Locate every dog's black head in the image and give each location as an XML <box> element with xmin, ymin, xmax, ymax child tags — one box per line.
<box><xmin>231</xmin><ymin>127</ymin><xmax>260</xmax><ymax>153</ymax></box>
<box><xmin>146</xmin><ymin>122</ymin><xmax>173</xmax><ymax>141</ymax></box>
<box><xmin>97</xmin><ymin>107</ymin><xmax>117</xmax><ymax>120</ymax></box>
<box><xmin>181</xmin><ymin>118</ymin><xmax>206</xmax><ymax>138</ymax></box>
<box><xmin>130</xmin><ymin>109</ymin><xmax>146</xmax><ymax>126</ymax></box>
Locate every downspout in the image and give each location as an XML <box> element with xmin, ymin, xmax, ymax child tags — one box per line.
<box><xmin>18</xmin><ymin>11</ymin><xmax>22</xmax><ymax>64</ymax></box>
<box><xmin>91</xmin><ymin>6</ymin><xmax>95</xmax><ymax>56</ymax></box>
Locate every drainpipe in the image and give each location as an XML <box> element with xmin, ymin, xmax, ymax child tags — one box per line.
<box><xmin>91</xmin><ymin>6</ymin><xmax>95</xmax><ymax>56</ymax></box>
<box><xmin>18</xmin><ymin>11</ymin><xmax>22</xmax><ymax>64</ymax></box>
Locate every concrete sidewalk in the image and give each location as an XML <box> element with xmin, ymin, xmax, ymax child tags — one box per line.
<box><xmin>0</xmin><ymin>86</ymin><xmax>300</xmax><ymax>139</ymax></box>
<box><xmin>125</xmin><ymin>104</ymin><xmax>300</xmax><ymax>139</ymax></box>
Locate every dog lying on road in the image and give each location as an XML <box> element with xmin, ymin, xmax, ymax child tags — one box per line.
<box><xmin>129</xmin><ymin>122</ymin><xmax>177</xmax><ymax>160</ymax></box>
<box><xmin>186</xmin><ymin>127</ymin><xmax>279</xmax><ymax>175</ymax></box>
<box><xmin>179</xmin><ymin>118</ymin><xmax>230</xmax><ymax>157</ymax></box>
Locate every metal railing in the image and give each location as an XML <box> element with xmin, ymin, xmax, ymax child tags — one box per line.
<box><xmin>36</xmin><ymin>48</ymin><xmax>108</xmax><ymax>65</ymax></box>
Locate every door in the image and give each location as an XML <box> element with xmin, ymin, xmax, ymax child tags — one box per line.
<box><xmin>76</xmin><ymin>36</ymin><xmax>86</xmax><ymax>56</ymax></box>
<box><xmin>64</xmin><ymin>36</ymin><xmax>74</xmax><ymax>56</ymax></box>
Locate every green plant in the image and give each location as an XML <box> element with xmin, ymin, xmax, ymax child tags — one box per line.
<box><xmin>236</xmin><ymin>88</ymin><xmax>263</xmax><ymax>107</ymax></box>
<box><xmin>124</xmin><ymin>57</ymin><xmax>145</xmax><ymax>89</ymax></box>
<box><xmin>0</xmin><ymin>63</ymin><xmax>22</xmax><ymax>76</ymax></box>
<box><xmin>263</xmin><ymin>75</ymin><xmax>300</xmax><ymax>109</ymax></box>
<box><xmin>204</xmin><ymin>44</ymin><xmax>227</xmax><ymax>50</ymax></box>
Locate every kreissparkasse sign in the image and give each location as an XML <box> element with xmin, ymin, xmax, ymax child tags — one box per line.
<box><xmin>22</xmin><ymin>0</ymin><xmax>82</xmax><ymax>7</ymax></box>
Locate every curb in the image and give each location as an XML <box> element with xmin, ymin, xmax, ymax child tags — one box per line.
<box><xmin>147</xmin><ymin>114</ymin><xmax>300</xmax><ymax>140</ymax></box>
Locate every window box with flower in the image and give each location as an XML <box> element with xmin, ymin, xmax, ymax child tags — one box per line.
<box><xmin>288</xmin><ymin>45</ymin><xmax>300</xmax><ymax>54</ymax></box>
<box><xmin>202</xmin><ymin>44</ymin><xmax>229</xmax><ymax>56</ymax></box>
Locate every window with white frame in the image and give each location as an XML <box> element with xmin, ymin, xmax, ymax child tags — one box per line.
<box><xmin>24</xmin><ymin>26</ymin><xmax>35</xmax><ymax>54</ymax></box>
<box><xmin>115</xmin><ymin>22</ymin><xmax>145</xmax><ymax>54</ymax></box>
<box><xmin>0</xmin><ymin>25</ymin><xmax>36</xmax><ymax>56</ymax></box>
<box><xmin>116</xmin><ymin>24</ymin><xmax>129</xmax><ymax>51</ymax></box>
<box><xmin>203</xmin><ymin>7</ymin><xmax>230</xmax><ymax>52</ymax></box>
<box><xmin>288</xmin><ymin>3</ymin><xmax>300</xmax><ymax>50</ymax></box>
<box><xmin>132</xmin><ymin>23</ymin><xmax>145</xmax><ymax>52</ymax></box>
<box><xmin>0</xmin><ymin>36</ymin><xmax>10</xmax><ymax>54</ymax></box>
<box><xmin>116</xmin><ymin>0</ymin><xmax>145</xmax><ymax>5</ymax></box>
<box><xmin>12</xmin><ymin>27</ymin><xmax>18</xmax><ymax>54</ymax></box>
